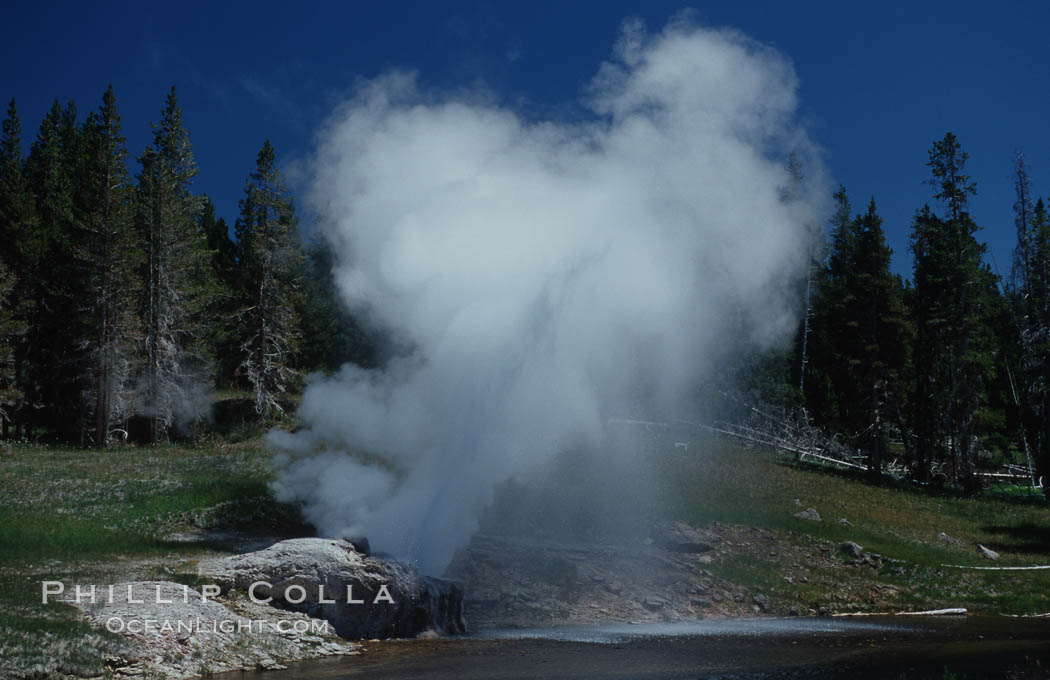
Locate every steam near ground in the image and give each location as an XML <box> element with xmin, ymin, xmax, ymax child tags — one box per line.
<box><xmin>269</xmin><ymin>18</ymin><xmax>826</xmax><ymax>575</ymax></box>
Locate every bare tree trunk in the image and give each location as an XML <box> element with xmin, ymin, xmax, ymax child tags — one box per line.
<box><xmin>94</xmin><ymin>300</ymin><xmax>109</xmax><ymax>446</ymax></box>
<box><xmin>799</xmin><ymin>266</ymin><xmax>812</xmax><ymax>392</ymax></box>
<box><xmin>868</xmin><ymin>381</ymin><xmax>882</xmax><ymax>482</ymax></box>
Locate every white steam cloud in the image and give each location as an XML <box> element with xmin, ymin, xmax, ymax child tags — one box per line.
<box><xmin>269</xmin><ymin>19</ymin><xmax>825</xmax><ymax>575</ymax></box>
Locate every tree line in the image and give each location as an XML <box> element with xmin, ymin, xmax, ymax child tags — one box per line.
<box><xmin>0</xmin><ymin>85</ymin><xmax>369</xmax><ymax>445</ymax></box>
<box><xmin>1</xmin><ymin>86</ymin><xmax>1048</xmax><ymax>497</ymax></box>
<box><xmin>773</xmin><ymin>132</ymin><xmax>1050</xmax><ymax>495</ymax></box>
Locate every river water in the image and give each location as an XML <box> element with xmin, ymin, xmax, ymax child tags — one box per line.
<box><xmin>224</xmin><ymin>616</ymin><xmax>1050</xmax><ymax>679</ymax></box>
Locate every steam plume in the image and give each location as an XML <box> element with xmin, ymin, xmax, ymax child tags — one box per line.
<box><xmin>269</xmin><ymin>19</ymin><xmax>825</xmax><ymax>574</ymax></box>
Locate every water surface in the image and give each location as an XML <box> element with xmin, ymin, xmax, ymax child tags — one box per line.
<box><xmin>224</xmin><ymin>616</ymin><xmax>1050</xmax><ymax>679</ymax></box>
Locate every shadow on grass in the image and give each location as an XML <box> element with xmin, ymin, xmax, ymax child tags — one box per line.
<box><xmin>0</xmin><ymin>495</ymin><xmax>315</xmax><ymax>567</ymax></box>
<box><xmin>981</xmin><ymin>523</ymin><xmax>1050</xmax><ymax>556</ymax></box>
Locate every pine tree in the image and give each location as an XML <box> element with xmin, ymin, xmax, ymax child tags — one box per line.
<box><xmin>845</xmin><ymin>198</ymin><xmax>908</xmax><ymax>479</ymax></box>
<box><xmin>0</xmin><ymin>99</ymin><xmax>35</xmax><ymax>256</ymax></box>
<box><xmin>23</xmin><ymin>100</ymin><xmax>83</xmax><ymax>439</ymax></box>
<box><xmin>297</xmin><ymin>239</ymin><xmax>374</xmax><ymax>374</ymax></box>
<box><xmin>1016</xmin><ymin>196</ymin><xmax>1050</xmax><ymax>492</ymax></box>
<box><xmin>135</xmin><ymin>87</ymin><xmax>214</xmax><ymax>442</ymax></box>
<box><xmin>782</xmin><ymin>154</ymin><xmax>818</xmax><ymax>394</ymax></box>
<box><xmin>233</xmin><ymin>140</ymin><xmax>304</xmax><ymax>416</ymax></box>
<box><xmin>806</xmin><ymin>191</ymin><xmax>910</xmax><ymax>477</ymax></box>
<box><xmin>0</xmin><ymin>99</ymin><xmax>35</xmax><ymax>436</ymax></box>
<box><xmin>805</xmin><ymin>186</ymin><xmax>854</xmax><ymax>430</ymax></box>
<box><xmin>0</xmin><ymin>257</ymin><xmax>26</xmax><ymax>434</ymax></box>
<box><xmin>910</xmin><ymin>133</ymin><xmax>995</xmax><ymax>492</ymax></box>
<box><xmin>1011</xmin><ymin>152</ymin><xmax>1035</xmax><ymax>293</ymax></box>
<box><xmin>200</xmin><ymin>197</ymin><xmax>237</xmax><ymax>288</ymax></box>
<box><xmin>76</xmin><ymin>85</ymin><xmax>140</xmax><ymax>445</ymax></box>
<box><xmin>999</xmin><ymin>153</ymin><xmax>1041</xmax><ymax>488</ymax></box>
<box><xmin>199</xmin><ymin>197</ymin><xmax>240</xmax><ymax>389</ymax></box>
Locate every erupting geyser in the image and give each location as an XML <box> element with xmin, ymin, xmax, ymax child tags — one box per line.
<box><xmin>269</xmin><ymin>17</ymin><xmax>826</xmax><ymax>575</ymax></box>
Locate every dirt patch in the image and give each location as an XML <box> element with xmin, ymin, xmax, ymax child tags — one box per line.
<box><xmin>447</xmin><ymin>524</ymin><xmax>757</xmax><ymax>628</ymax></box>
<box><xmin>446</xmin><ymin>520</ymin><xmax>935</xmax><ymax>629</ymax></box>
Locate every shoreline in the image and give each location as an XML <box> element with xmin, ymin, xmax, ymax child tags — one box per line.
<box><xmin>219</xmin><ymin>615</ymin><xmax>1050</xmax><ymax>679</ymax></box>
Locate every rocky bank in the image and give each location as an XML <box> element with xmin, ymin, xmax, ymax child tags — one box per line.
<box><xmin>196</xmin><ymin>537</ymin><xmax>466</xmax><ymax>638</ymax></box>
<box><xmin>68</xmin><ymin>580</ymin><xmax>357</xmax><ymax>678</ymax></box>
<box><xmin>66</xmin><ymin>538</ymin><xmax>466</xmax><ymax>679</ymax></box>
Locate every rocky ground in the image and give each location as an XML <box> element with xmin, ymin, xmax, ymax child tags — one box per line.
<box><xmin>59</xmin><ymin>536</ymin><xmax>465</xmax><ymax>679</ymax></box>
<box><xmin>446</xmin><ymin>522</ymin><xmax>755</xmax><ymax>628</ymax></box>
<box><xmin>196</xmin><ymin>537</ymin><xmax>466</xmax><ymax>639</ymax></box>
<box><xmin>9</xmin><ymin>438</ymin><xmax>1050</xmax><ymax>679</ymax></box>
<box><xmin>445</xmin><ymin>518</ymin><xmax>964</xmax><ymax>629</ymax></box>
<box><xmin>43</xmin><ymin>515</ymin><xmax>1039</xmax><ymax>679</ymax></box>
<box><xmin>68</xmin><ymin>580</ymin><xmax>358</xmax><ymax>678</ymax></box>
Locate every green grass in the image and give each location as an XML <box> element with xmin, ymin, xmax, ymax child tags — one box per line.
<box><xmin>986</xmin><ymin>480</ymin><xmax>1045</xmax><ymax>498</ymax></box>
<box><xmin>5</xmin><ymin>429</ymin><xmax>1050</xmax><ymax>675</ymax></box>
<box><xmin>643</xmin><ymin>437</ymin><xmax>1046</xmax><ymax>562</ymax></box>
<box><xmin>479</xmin><ymin>432</ymin><xmax>1050</xmax><ymax>615</ymax></box>
<box><xmin>640</xmin><ymin>434</ymin><xmax>1050</xmax><ymax>614</ymax></box>
<box><xmin>492</xmin><ymin>433</ymin><xmax>1050</xmax><ymax>570</ymax></box>
<box><xmin>0</xmin><ymin>444</ymin><xmax>274</xmax><ymax>557</ymax></box>
<box><xmin>0</xmin><ymin>439</ymin><xmax>307</xmax><ymax>679</ymax></box>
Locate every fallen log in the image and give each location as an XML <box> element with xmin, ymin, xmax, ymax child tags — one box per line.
<box><xmin>939</xmin><ymin>564</ymin><xmax>1050</xmax><ymax>571</ymax></box>
<box><xmin>833</xmin><ymin>608</ymin><xmax>967</xmax><ymax>617</ymax></box>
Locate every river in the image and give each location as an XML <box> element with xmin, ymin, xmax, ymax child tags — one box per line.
<box><xmin>223</xmin><ymin>616</ymin><xmax>1050</xmax><ymax>679</ymax></box>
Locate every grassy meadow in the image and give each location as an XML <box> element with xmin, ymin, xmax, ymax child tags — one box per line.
<box><xmin>0</xmin><ymin>428</ymin><xmax>307</xmax><ymax>678</ymax></box>
<box><xmin>3</xmin><ymin>420</ymin><xmax>1050</xmax><ymax>676</ymax></box>
<box><xmin>487</xmin><ymin>430</ymin><xmax>1050</xmax><ymax>617</ymax></box>
<box><xmin>661</xmin><ymin>436</ymin><xmax>1050</xmax><ymax>616</ymax></box>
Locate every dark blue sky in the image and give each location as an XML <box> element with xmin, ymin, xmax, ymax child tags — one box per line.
<box><xmin>4</xmin><ymin>1</ymin><xmax>1049</xmax><ymax>276</ymax></box>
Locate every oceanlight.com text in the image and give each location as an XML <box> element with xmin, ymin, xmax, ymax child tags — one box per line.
<box><xmin>103</xmin><ymin>616</ymin><xmax>332</xmax><ymax>635</ymax></box>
